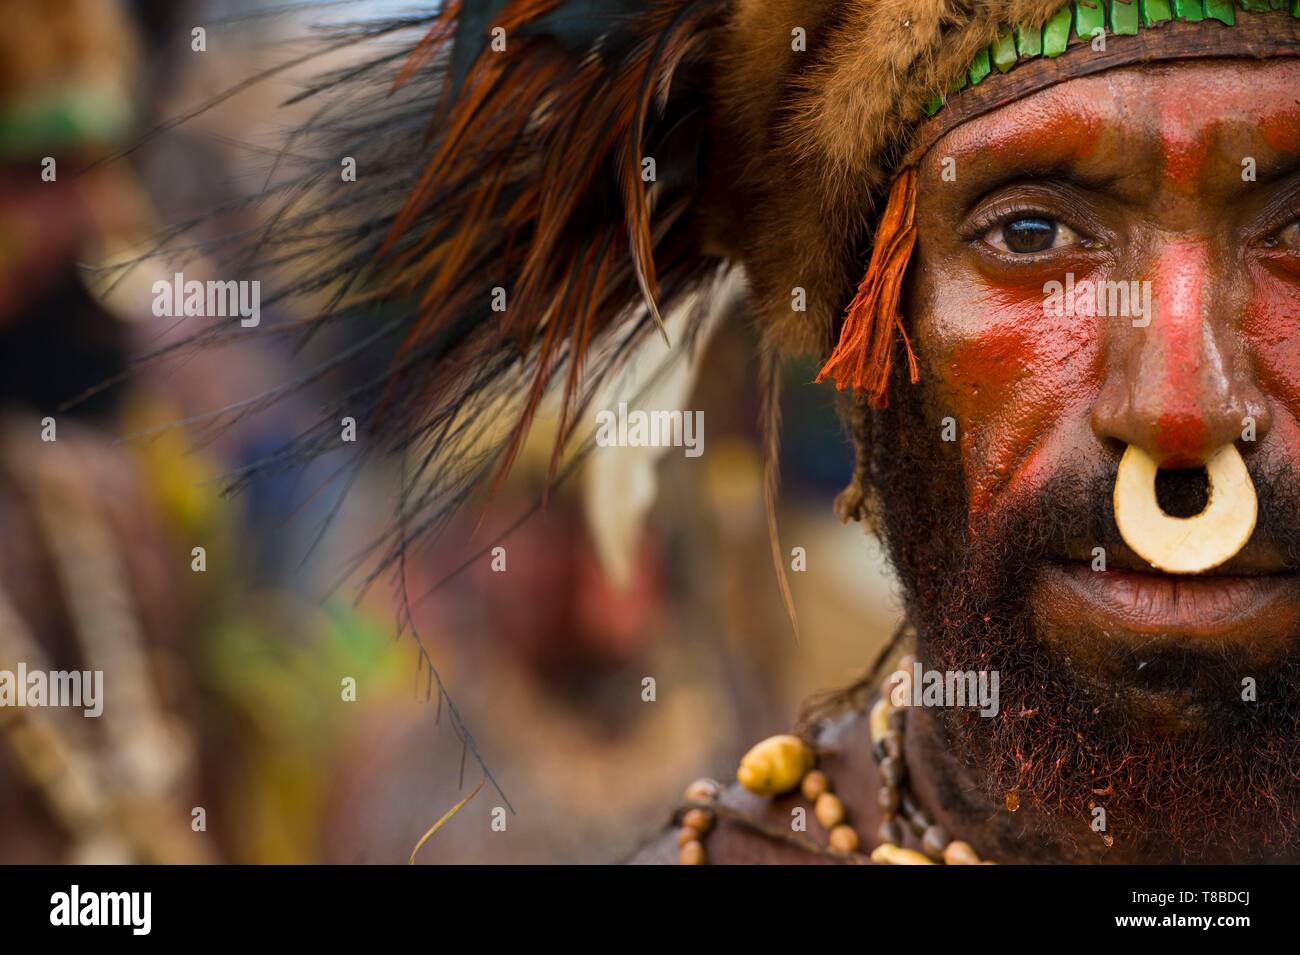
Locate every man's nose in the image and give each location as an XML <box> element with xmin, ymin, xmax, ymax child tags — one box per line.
<box><xmin>1090</xmin><ymin>240</ymin><xmax>1270</xmax><ymax>468</ymax></box>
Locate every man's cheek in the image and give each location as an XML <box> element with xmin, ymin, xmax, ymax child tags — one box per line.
<box><xmin>1241</xmin><ymin>271</ymin><xmax>1300</xmax><ymax>401</ymax></box>
<box><xmin>927</xmin><ymin>288</ymin><xmax>1104</xmax><ymax>518</ymax></box>
<box><xmin>1240</xmin><ymin>270</ymin><xmax>1300</xmax><ymax>472</ymax></box>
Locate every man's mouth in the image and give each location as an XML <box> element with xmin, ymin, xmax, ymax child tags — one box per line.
<box><xmin>1034</xmin><ymin>541</ymin><xmax>1300</xmax><ymax>650</ymax></box>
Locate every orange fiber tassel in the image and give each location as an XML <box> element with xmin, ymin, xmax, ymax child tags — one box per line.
<box><xmin>815</xmin><ymin>165</ymin><xmax>919</xmax><ymax>407</ymax></box>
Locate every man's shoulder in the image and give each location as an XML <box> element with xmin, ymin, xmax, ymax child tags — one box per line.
<box><xmin>627</xmin><ymin>708</ymin><xmax>879</xmax><ymax>865</ymax></box>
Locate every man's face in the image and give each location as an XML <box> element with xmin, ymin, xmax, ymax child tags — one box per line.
<box><xmin>877</xmin><ymin>58</ymin><xmax>1300</xmax><ymax>860</ymax></box>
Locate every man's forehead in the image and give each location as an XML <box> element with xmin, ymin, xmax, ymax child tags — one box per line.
<box><xmin>925</xmin><ymin>58</ymin><xmax>1300</xmax><ymax>187</ymax></box>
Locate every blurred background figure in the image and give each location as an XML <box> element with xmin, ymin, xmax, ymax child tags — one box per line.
<box><xmin>0</xmin><ymin>0</ymin><xmax>899</xmax><ymax>864</ymax></box>
<box><xmin>0</xmin><ymin>0</ymin><xmax>215</xmax><ymax>864</ymax></box>
<box><xmin>0</xmin><ymin>0</ymin><xmax>408</xmax><ymax>864</ymax></box>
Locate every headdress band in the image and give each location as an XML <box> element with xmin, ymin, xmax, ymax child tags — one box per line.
<box><xmin>818</xmin><ymin>3</ymin><xmax>1300</xmax><ymax>402</ymax></box>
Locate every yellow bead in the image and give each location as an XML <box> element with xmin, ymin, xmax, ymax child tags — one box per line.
<box><xmin>679</xmin><ymin>840</ymin><xmax>707</xmax><ymax>865</ymax></box>
<box><xmin>736</xmin><ymin>734</ymin><xmax>814</xmax><ymax>797</ymax></box>
<box><xmin>869</xmin><ymin>698</ymin><xmax>891</xmax><ymax>743</ymax></box>
<box><xmin>800</xmin><ymin>769</ymin><xmax>830</xmax><ymax>801</ymax></box>
<box><xmin>943</xmin><ymin>840</ymin><xmax>980</xmax><ymax>865</ymax></box>
<box><xmin>870</xmin><ymin>843</ymin><xmax>935</xmax><ymax>865</ymax></box>
<box><xmin>828</xmin><ymin>825</ymin><xmax>860</xmax><ymax>853</ymax></box>
<box><xmin>814</xmin><ymin>792</ymin><xmax>845</xmax><ymax>829</ymax></box>
<box><xmin>682</xmin><ymin>808</ymin><xmax>714</xmax><ymax>835</ymax></box>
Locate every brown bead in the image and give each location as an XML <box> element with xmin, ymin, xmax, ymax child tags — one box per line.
<box><xmin>679</xmin><ymin>840</ymin><xmax>707</xmax><ymax>865</ymax></box>
<box><xmin>877</xmin><ymin>818</ymin><xmax>904</xmax><ymax>846</ymax></box>
<box><xmin>676</xmin><ymin>827</ymin><xmax>697</xmax><ymax>848</ymax></box>
<box><xmin>683</xmin><ymin>778</ymin><xmax>721</xmax><ymax>802</ymax></box>
<box><xmin>828</xmin><ymin>825</ymin><xmax>861</xmax><ymax>853</ymax></box>
<box><xmin>877</xmin><ymin>784</ymin><xmax>900</xmax><ymax>815</ymax></box>
<box><xmin>682</xmin><ymin>808</ymin><xmax>714</xmax><ymax>835</ymax></box>
<box><xmin>800</xmin><ymin>769</ymin><xmax>830</xmax><ymax>801</ymax></box>
<box><xmin>921</xmin><ymin>825</ymin><xmax>951</xmax><ymax>861</ymax></box>
<box><xmin>943</xmin><ymin>840</ymin><xmax>980</xmax><ymax>865</ymax></box>
<box><xmin>879</xmin><ymin>755</ymin><xmax>905</xmax><ymax>787</ymax></box>
<box><xmin>815</xmin><ymin>792</ymin><xmax>846</xmax><ymax>829</ymax></box>
<box><xmin>882</xmin><ymin>731</ymin><xmax>903</xmax><ymax>760</ymax></box>
<box><xmin>905</xmin><ymin>808</ymin><xmax>930</xmax><ymax>835</ymax></box>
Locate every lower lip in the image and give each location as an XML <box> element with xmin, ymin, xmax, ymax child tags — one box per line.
<box><xmin>1034</xmin><ymin>562</ymin><xmax>1300</xmax><ymax>646</ymax></box>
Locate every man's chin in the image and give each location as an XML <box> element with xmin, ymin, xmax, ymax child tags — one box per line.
<box><xmin>915</xmin><ymin>554</ymin><xmax>1300</xmax><ymax>861</ymax></box>
<box><xmin>867</xmin><ymin>390</ymin><xmax>1300</xmax><ymax>859</ymax></box>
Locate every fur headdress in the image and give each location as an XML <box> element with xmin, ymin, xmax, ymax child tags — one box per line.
<box><xmin>157</xmin><ymin>0</ymin><xmax>1300</xmax><ymax>587</ymax></box>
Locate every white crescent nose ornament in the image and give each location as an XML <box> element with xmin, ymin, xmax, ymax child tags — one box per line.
<box><xmin>1112</xmin><ymin>444</ymin><xmax>1257</xmax><ymax>575</ymax></box>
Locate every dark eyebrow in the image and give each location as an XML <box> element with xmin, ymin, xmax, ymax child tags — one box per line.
<box><xmin>1256</xmin><ymin>152</ymin><xmax>1300</xmax><ymax>186</ymax></box>
<box><xmin>929</xmin><ymin>104</ymin><xmax>1120</xmax><ymax>215</ymax></box>
<box><xmin>957</xmin><ymin>165</ymin><xmax>1126</xmax><ymax>222</ymax></box>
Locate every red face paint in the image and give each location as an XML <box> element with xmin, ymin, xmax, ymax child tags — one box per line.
<box><xmin>1155</xmin><ymin>96</ymin><xmax>1218</xmax><ymax>193</ymax></box>
<box><xmin>1262</xmin><ymin>109</ymin><xmax>1300</xmax><ymax>156</ymax></box>
<box><xmin>1155</xmin><ymin>67</ymin><xmax>1300</xmax><ymax>194</ymax></box>
<box><xmin>943</xmin><ymin>278</ymin><xmax>1104</xmax><ymax>521</ymax></box>
<box><xmin>911</xmin><ymin>58</ymin><xmax>1300</xmax><ymax>538</ymax></box>
<box><xmin>947</xmin><ymin>108</ymin><xmax>1103</xmax><ymax>170</ymax></box>
<box><xmin>1150</xmin><ymin>241</ymin><xmax>1211</xmax><ymax>467</ymax></box>
<box><xmin>1240</xmin><ymin>255</ymin><xmax>1300</xmax><ymax>474</ymax></box>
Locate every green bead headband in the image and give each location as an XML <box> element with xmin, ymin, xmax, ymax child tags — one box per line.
<box><xmin>923</xmin><ymin>0</ymin><xmax>1300</xmax><ymax>117</ymax></box>
<box><xmin>822</xmin><ymin>1</ymin><xmax>1300</xmax><ymax>400</ymax></box>
<box><xmin>0</xmin><ymin>85</ymin><xmax>134</xmax><ymax>159</ymax></box>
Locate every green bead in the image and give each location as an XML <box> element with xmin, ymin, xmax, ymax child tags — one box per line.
<box><xmin>1238</xmin><ymin>0</ymin><xmax>1270</xmax><ymax>9</ymax></box>
<box><xmin>1270</xmin><ymin>0</ymin><xmax>1289</xmax><ymax>10</ymax></box>
<box><xmin>1204</xmin><ymin>0</ymin><xmax>1235</xmax><ymax>20</ymax></box>
<box><xmin>1174</xmin><ymin>0</ymin><xmax>1206</xmax><ymax>20</ymax></box>
<box><xmin>948</xmin><ymin>71</ymin><xmax>968</xmax><ymax>94</ymax></box>
<box><xmin>1075</xmin><ymin>0</ymin><xmax>1107</xmax><ymax>38</ymax></box>
<box><xmin>1141</xmin><ymin>0</ymin><xmax>1175</xmax><ymax>23</ymax></box>
<box><xmin>924</xmin><ymin>94</ymin><xmax>944</xmax><ymax>117</ymax></box>
<box><xmin>1110</xmin><ymin>0</ymin><xmax>1141</xmax><ymax>32</ymax></box>
<box><xmin>1043</xmin><ymin>5</ymin><xmax>1074</xmax><ymax>55</ymax></box>
<box><xmin>1291</xmin><ymin>0</ymin><xmax>1299</xmax><ymax>15</ymax></box>
<box><xmin>968</xmin><ymin>47</ymin><xmax>991</xmax><ymax>85</ymax></box>
<box><xmin>991</xmin><ymin>32</ymin><xmax>1018</xmax><ymax>72</ymax></box>
<box><xmin>1015</xmin><ymin>23</ymin><xmax>1043</xmax><ymax>56</ymax></box>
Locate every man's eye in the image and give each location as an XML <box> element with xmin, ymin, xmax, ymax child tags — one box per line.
<box><xmin>983</xmin><ymin>216</ymin><xmax>1082</xmax><ymax>255</ymax></box>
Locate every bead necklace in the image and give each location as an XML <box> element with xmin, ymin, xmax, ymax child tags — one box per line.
<box><xmin>673</xmin><ymin>665</ymin><xmax>994</xmax><ymax>865</ymax></box>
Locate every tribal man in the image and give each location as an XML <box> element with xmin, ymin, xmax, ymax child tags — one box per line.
<box><xmin>631</xmin><ymin>0</ymin><xmax>1300</xmax><ymax>865</ymax></box>
<box><xmin>179</xmin><ymin>0</ymin><xmax>1300</xmax><ymax>864</ymax></box>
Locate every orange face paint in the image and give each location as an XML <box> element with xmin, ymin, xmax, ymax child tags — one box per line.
<box><xmin>1149</xmin><ymin>241</ymin><xmax>1212</xmax><ymax>467</ymax></box>
<box><xmin>907</xmin><ymin>59</ymin><xmax>1300</xmax><ymax>531</ymax></box>
<box><xmin>946</xmin><ymin>106</ymin><xmax>1103</xmax><ymax>170</ymax></box>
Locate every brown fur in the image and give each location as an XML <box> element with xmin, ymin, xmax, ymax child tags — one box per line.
<box><xmin>0</xmin><ymin>0</ymin><xmax>139</xmax><ymax>106</ymax></box>
<box><xmin>249</xmin><ymin>1</ymin><xmax>1093</xmax><ymax>552</ymax></box>
<box><xmin>385</xmin><ymin>1</ymin><xmax>1074</xmax><ymax>422</ymax></box>
<box><xmin>705</xmin><ymin>0</ymin><xmax>1067</xmax><ymax>356</ymax></box>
